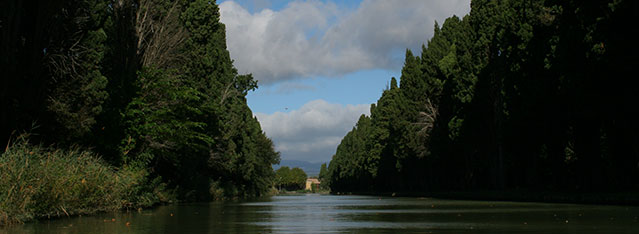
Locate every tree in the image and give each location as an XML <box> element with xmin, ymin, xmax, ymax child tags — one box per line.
<box><xmin>0</xmin><ymin>0</ymin><xmax>110</xmax><ymax>146</ymax></box>
<box><xmin>319</xmin><ymin>163</ymin><xmax>328</xmax><ymax>181</ymax></box>
<box><xmin>275</xmin><ymin>167</ymin><xmax>307</xmax><ymax>191</ymax></box>
<box><xmin>327</xmin><ymin>0</ymin><xmax>639</xmax><ymax>195</ymax></box>
<box><xmin>1</xmin><ymin>0</ymin><xmax>280</xmax><ymax>203</ymax></box>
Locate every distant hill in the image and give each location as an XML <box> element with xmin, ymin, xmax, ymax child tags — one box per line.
<box><xmin>273</xmin><ymin>160</ymin><xmax>326</xmax><ymax>177</ymax></box>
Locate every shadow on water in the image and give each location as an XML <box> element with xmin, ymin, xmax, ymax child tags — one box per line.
<box><xmin>2</xmin><ymin>194</ymin><xmax>639</xmax><ymax>233</ymax></box>
<box><xmin>0</xmin><ymin>198</ymin><xmax>275</xmax><ymax>234</ymax></box>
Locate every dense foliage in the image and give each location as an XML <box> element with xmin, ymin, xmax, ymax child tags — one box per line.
<box><xmin>274</xmin><ymin>166</ymin><xmax>308</xmax><ymax>191</ymax></box>
<box><xmin>327</xmin><ymin>0</ymin><xmax>639</xmax><ymax>194</ymax></box>
<box><xmin>0</xmin><ymin>135</ymin><xmax>169</xmax><ymax>225</ymax></box>
<box><xmin>1</xmin><ymin>0</ymin><xmax>279</xmax><ymax>211</ymax></box>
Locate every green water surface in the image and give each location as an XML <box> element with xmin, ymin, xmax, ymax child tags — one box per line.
<box><xmin>2</xmin><ymin>194</ymin><xmax>638</xmax><ymax>233</ymax></box>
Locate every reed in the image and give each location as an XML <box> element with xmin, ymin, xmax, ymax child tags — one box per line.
<box><xmin>0</xmin><ymin>136</ymin><xmax>170</xmax><ymax>225</ymax></box>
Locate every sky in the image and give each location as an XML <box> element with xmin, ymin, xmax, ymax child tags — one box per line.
<box><xmin>218</xmin><ymin>0</ymin><xmax>471</xmax><ymax>164</ymax></box>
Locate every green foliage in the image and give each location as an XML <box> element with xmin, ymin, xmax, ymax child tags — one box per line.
<box><xmin>0</xmin><ymin>0</ymin><xmax>111</xmax><ymax>146</ymax></box>
<box><xmin>122</xmin><ymin>67</ymin><xmax>211</xmax><ymax>167</ymax></box>
<box><xmin>0</xmin><ymin>136</ymin><xmax>169</xmax><ymax>225</ymax></box>
<box><xmin>46</xmin><ymin>22</ymin><xmax>109</xmax><ymax>143</ymax></box>
<box><xmin>328</xmin><ymin>0</ymin><xmax>639</xmax><ymax>194</ymax></box>
<box><xmin>318</xmin><ymin>163</ymin><xmax>328</xmax><ymax>181</ymax></box>
<box><xmin>1</xmin><ymin>0</ymin><xmax>279</xmax><ymax>224</ymax></box>
<box><xmin>159</xmin><ymin>0</ymin><xmax>279</xmax><ymax>200</ymax></box>
<box><xmin>275</xmin><ymin>167</ymin><xmax>308</xmax><ymax>191</ymax></box>
<box><xmin>319</xmin><ymin>163</ymin><xmax>329</xmax><ymax>189</ymax></box>
<box><xmin>112</xmin><ymin>0</ymin><xmax>280</xmax><ymax>200</ymax></box>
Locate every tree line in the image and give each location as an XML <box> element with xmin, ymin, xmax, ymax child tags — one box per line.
<box><xmin>274</xmin><ymin>166</ymin><xmax>308</xmax><ymax>191</ymax></box>
<box><xmin>326</xmin><ymin>0</ymin><xmax>639</xmax><ymax>194</ymax></box>
<box><xmin>1</xmin><ymin>0</ymin><xmax>279</xmax><ymax>201</ymax></box>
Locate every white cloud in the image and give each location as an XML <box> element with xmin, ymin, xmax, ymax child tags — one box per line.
<box><xmin>255</xmin><ymin>99</ymin><xmax>370</xmax><ymax>162</ymax></box>
<box><xmin>220</xmin><ymin>0</ymin><xmax>471</xmax><ymax>84</ymax></box>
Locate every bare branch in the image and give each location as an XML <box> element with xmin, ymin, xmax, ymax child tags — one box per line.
<box><xmin>136</xmin><ymin>0</ymin><xmax>188</xmax><ymax>69</ymax></box>
<box><xmin>219</xmin><ymin>82</ymin><xmax>237</xmax><ymax>105</ymax></box>
<box><xmin>412</xmin><ymin>98</ymin><xmax>439</xmax><ymax>157</ymax></box>
<box><xmin>414</xmin><ymin>98</ymin><xmax>438</xmax><ymax>138</ymax></box>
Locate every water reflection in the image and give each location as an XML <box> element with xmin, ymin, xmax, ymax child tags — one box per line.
<box><xmin>2</xmin><ymin>194</ymin><xmax>638</xmax><ymax>234</ymax></box>
<box><xmin>0</xmin><ymin>199</ymin><xmax>274</xmax><ymax>234</ymax></box>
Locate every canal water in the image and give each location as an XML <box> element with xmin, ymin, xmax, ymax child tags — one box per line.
<box><xmin>2</xmin><ymin>194</ymin><xmax>638</xmax><ymax>233</ymax></box>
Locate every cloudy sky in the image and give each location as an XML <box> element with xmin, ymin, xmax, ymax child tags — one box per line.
<box><xmin>219</xmin><ymin>0</ymin><xmax>471</xmax><ymax>163</ymax></box>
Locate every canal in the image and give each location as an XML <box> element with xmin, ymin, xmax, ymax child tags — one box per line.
<box><xmin>2</xmin><ymin>194</ymin><xmax>638</xmax><ymax>233</ymax></box>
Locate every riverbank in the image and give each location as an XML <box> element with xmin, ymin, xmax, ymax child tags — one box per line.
<box><xmin>0</xmin><ymin>137</ymin><xmax>171</xmax><ymax>225</ymax></box>
<box><xmin>333</xmin><ymin>189</ymin><xmax>639</xmax><ymax>206</ymax></box>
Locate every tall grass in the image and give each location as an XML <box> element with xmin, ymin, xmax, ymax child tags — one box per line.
<box><xmin>0</xmin><ymin>136</ymin><xmax>171</xmax><ymax>225</ymax></box>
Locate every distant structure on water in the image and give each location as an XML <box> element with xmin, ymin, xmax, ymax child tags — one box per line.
<box><xmin>305</xmin><ymin>178</ymin><xmax>320</xmax><ymax>191</ymax></box>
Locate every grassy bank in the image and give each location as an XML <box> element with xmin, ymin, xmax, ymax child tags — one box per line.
<box><xmin>0</xmin><ymin>137</ymin><xmax>172</xmax><ymax>225</ymax></box>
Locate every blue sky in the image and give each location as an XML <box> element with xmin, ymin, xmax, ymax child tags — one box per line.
<box><xmin>246</xmin><ymin>69</ymin><xmax>398</xmax><ymax>114</ymax></box>
<box><xmin>225</xmin><ymin>0</ymin><xmax>361</xmax><ymax>14</ymax></box>
<box><xmin>219</xmin><ymin>0</ymin><xmax>471</xmax><ymax>163</ymax></box>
